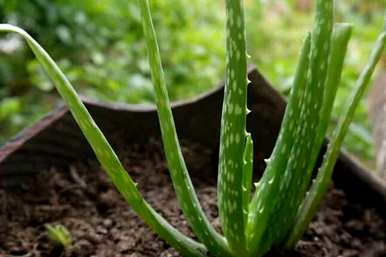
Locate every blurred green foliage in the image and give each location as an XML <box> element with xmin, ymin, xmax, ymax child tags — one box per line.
<box><xmin>0</xmin><ymin>0</ymin><xmax>226</xmax><ymax>142</ymax></box>
<box><xmin>0</xmin><ymin>0</ymin><xmax>384</xmax><ymax>165</ymax></box>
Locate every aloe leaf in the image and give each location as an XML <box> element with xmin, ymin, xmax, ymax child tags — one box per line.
<box><xmin>280</xmin><ymin>22</ymin><xmax>352</xmax><ymax>249</ymax></box>
<box><xmin>0</xmin><ymin>24</ymin><xmax>207</xmax><ymax>257</ymax></box>
<box><xmin>137</xmin><ymin>1</ymin><xmax>231</xmax><ymax>256</ymax></box>
<box><xmin>252</xmin><ymin>1</ymin><xmax>334</xmax><ymax>252</ymax></box>
<box><xmin>266</xmin><ymin>24</ymin><xmax>352</xmax><ymax>251</ymax></box>
<box><xmin>217</xmin><ymin>0</ymin><xmax>249</xmax><ymax>253</ymax></box>
<box><xmin>290</xmin><ymin>23</ymin><xmax>352</xmax><ymax>212</ymax></box>
<box><xmin>286</xmin><ymin>27</ymin><xmax>386</xmax><ymax>249</ymax></box>
<box><xmin>242</xmin><ymin>133</ymin><xmax>253</xmax><ymax>228</ymax></box>
<box><xmin>246</xmin><ymin>31</ymin><xmax>312</xmax><ymax>256</ymax></box>
<box><xmin>315</xmin><ymin>23</ymin><xmax>352</xmax><ymax>155</ymax></box>
<box><xmin>281</xmin><ymin>0</ymin><xmax>334</xmax><ymax>199</ymax></box>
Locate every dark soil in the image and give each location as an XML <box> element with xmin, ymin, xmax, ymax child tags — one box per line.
<box><xmin>1</xmin><ymin>138</ymin><xmax>385</xmax><ymax>257</ymax></box>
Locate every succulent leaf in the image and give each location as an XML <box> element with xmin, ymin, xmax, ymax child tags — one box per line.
<box><xmin>218</xmin><ymin>0</ymin><xmax>249</xmax><ymax>253</ymax></box>
<box><xmin>137</xmin><ymin>1</ymin><xmax>231</xmax><ymax>256</ymax></box>
<box><xmin>246</xmin><ymin>31</ymin><xmax>312</xmax><ymax>256</ymax></box>
<box><xmin>286</xmin><ymin>26</ymin><xmax>386</xmax><ymax>249</ymax></box>
<box><xmin>256</xmin><ymin>1</ymin><xmax>334</xmax><ymax>251</ymax></box>
<box><xmin>288</xmin><ymin>23</ymin><xmax>353</xmax><ymax>222</ymax></box>
<box><xmin>242</xmin><ymin>133</ymin><xmax>254</xmax><ymax>228</ymax></box>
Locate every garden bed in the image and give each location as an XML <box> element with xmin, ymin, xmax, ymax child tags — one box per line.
<box><xmin>1</xmin><ymin>138</ymin><xmax>385</xmax><ymax>257</ymax></box>
<box><xmin>1</xmin><ymin>69</ymin><xmax>385</xmax><ymax>257</ymax></box>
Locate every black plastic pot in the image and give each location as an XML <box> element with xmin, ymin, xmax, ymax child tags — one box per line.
<box><xmin>1</xmin><ymin>68</ymin><xmax>385</xmax><ymax>254</ymax></box>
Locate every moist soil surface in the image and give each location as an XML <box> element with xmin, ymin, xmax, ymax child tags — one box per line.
<box><xmin>1</xmin><ymin>138</ymin><xmax>385</xmax><ymax>257</ymax></box>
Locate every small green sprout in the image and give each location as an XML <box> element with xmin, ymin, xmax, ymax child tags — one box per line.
<box><xmin>1</xmin><ymin>1</ymin><xmax>385</xmax><ymax>257</ymax></box>
<box><xmin>45</xmin><ymin>224</ymin><xmax>72</xmax><ymax>248</ymax></box>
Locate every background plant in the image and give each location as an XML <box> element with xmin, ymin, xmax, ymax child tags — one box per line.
<box><xmin>0</xmin><ymin>0</ymin><xmax>385</xmax><ymax>257</ymax></box>
<box><xmin>0</xmin><ymin>0</ymin><xmax>225</xmax><ymax>142</ymax></box>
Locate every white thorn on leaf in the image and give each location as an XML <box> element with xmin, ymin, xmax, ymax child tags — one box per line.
<box><xmin>264</xmin><ymin>158</ymin><xmax>271</xmax><ymax>164</ymax></box>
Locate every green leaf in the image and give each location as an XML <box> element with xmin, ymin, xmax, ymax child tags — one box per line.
<box><xmin>45</xmin><ymin>224</ymin><xmax>72</xmax><ymax>248</ymax></box>
<box><xmin>0</xmin><ymin>24</ymin><xmax>207</xmax><ymax>257</ymax></box>
<box><xmin>242</xmin><ymin>133</ymin><xmax>253</xmax><ymax>228</ymax></box>
<box><xmin>246</xmin><ymin>31</ymin><xmax>312</xmax><ymax>256</ymax></box>
<box><xmin>252</xmin><ymin>0</ymin><xmax>335</xmax><ymax>251</ymax></box>
<box><xmin>288</xmin><ymin>23</ymin><xmax>353</xmax><ymax>222</ymax></box>
<box><xmin>217</xmin><ymin>0</ymin><xmax>249</xmax><ymax>254</ymax></box>
<box><xmin>286</xmin><ymin>26</ymin><xmax>386</xmax><ymax>249</ymax></box>
<box><xmin>137</xmin><ymin>1</ymin><xmax>231</xmax><ymax>256</ymax></box>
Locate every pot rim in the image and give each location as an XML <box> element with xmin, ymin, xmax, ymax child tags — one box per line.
<box><xmin>0</xmin><ymin>67</ymin><xmax>385</xmax><ymax>213</ymax></box>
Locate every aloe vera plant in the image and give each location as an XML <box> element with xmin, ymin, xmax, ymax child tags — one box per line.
<box><xmin>1</xmin><ymin>1</ymin><xmax>385</xmax><ymax>256</ymax></box>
